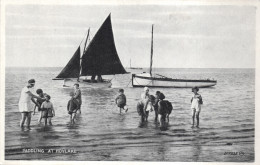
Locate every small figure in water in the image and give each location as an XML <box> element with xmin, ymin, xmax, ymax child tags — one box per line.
<box><xmin>137</xmin><ymin>93</ymin><xmax>154</xmax><ymax>122</ymax></box>
<box><xmin>158</xmin><ymin>93</ymin><xmax>171</xmax><ymax>127</ymax></box>
<box><xmin>41</xmin><ymin>95</ymin><xmax>55</xmax><ymax>126</ymax></box>
<box><xmin>191</xmin><ymin>87</ymin><xmax>203</xmax><ymax>128</ymax></box>
<box><xmin>73</xmin><ymin>83</ymin><xmax>82</xmax><ymax>114</ymax></box>
<box><xmin>33</xmin><ymin>89</ymin><xmax>46</xmax><ymax>124</ymax></box>
<box><xmin>115</xmin><ymin>89</ymin><xmax>128</xmax><ymax>113</ymax></box>
<box><xmin>67</xmin><ymin>91</ymin><xmax>79</xmax><ymax>124</ymax></box>
<box><xmin>144</xmin><ymin>95</ymin><xmax>155</xmax><ymax>121</ymax></box>
<box><xmin>153</xmin><ymin>91</ymin><xmax>161</xmax><ymax>121</ymax></box>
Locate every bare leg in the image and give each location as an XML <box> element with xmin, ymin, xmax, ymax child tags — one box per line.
<box><xmin>20</xmin><ymin>113</ymin><xmax>26</xmax><ymax>127</ymax></box>
<box><xmin>192</xmin><ymin>109</ymin><xmax>195</xmax><ymax>128</ymax></box>
<box><xmin>44</xmin><ymin>117</ymin><xmax>47</xmax><ymax>126</ymax></box>
<box><xmin>69</xmin><ymin>114</ymin><xmax>72</xmax><ymax>123</ymax></box>
<box><xmin>196</xmin><ymin>112</ymin><xmax>200</xmax><ymax>127</ymax></box>
<box><xmin>145</xmin><ymin>111</ymin><xmax>149</xmax><ymax>121</ymax></box>
<box><xmin>48</xmin><ymin>117</ymin><xmax>52</xmax><ymax>125</ymax></box>
<box><xmin>26</xmin><ymin>112</ymin><xmax>32</xmax><ymax>127</ymax></box>
<box><xmin>166</xmin><ymin>114</ymin><xmax>169</xmax><ymax>123</ymax></box>
<box><xmin>158</xmin><ymin>114</ymin><xmax>162</xmax><ymax>126</ymax></box>
<box><xmin>38</xmin><ymin>111</ymin><xmax>42</xmax><ymax>123</ymax></box>
<box><xmin>155</xmin><ymin>110</ymin><xmax>158</xmax><ymax>121</ymax></box>
<box><xmin>124</xmin><ymin>106</ymin><xmax>128</xmax><ymax>112</ymax></box>
<box><xmin>72</xmin><ymin>113</ymin><xmax>76</xmax><ymax>124</ymax></box>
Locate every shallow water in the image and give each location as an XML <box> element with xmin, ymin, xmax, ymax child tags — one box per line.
<box><xmin>5</xmin><ymin>67</ymin><xmax>254</xmax><ymax>161</ymax></box>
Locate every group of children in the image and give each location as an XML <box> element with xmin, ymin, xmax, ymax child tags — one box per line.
<box><xmin>31</xmin><ymin>84</ymin><xmax>82</xmax><ymax>126</ymax></box>
<box><xmin>115</xmin><ymin>86</ymin><xmax>203</xmax><ymax>128</ymax></box>
<box><xmin>19</xmin><ymin>79</ymin><xmax>202</xmax><ymax>128</ymax></box>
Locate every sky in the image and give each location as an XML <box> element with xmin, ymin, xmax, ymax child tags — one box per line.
<box><xmin>5</xmin><ymin>4</ymin><xmax>256</xmax><ymax>68</ymax></box>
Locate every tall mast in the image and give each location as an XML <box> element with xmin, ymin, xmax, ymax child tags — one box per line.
<box><xmin>149</xmin><ymin>24</ymin><xmax>154</xmax><ymax>75</ymax></box>
<box><xmin>130</xmin><ymin>59</ymin><xmax>131</xmax><ymax>68</ymax></box>
<box><xmin>79</xmin><ymin>28</ymin><xmax>90</xmax><ymax>78</ymax></box>
<box><xmin>83</xmin><ymin>28</ymin><xmax>90</xmax><ymax>54</ymax></box>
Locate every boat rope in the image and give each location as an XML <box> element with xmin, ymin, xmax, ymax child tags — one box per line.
<box><xmin>126</xmin><ymin>79</ymin><xmax>132</xmax><ymax>87</ymax></box>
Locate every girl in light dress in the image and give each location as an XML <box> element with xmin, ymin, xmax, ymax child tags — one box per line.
<box><xmin>191</xmin><ymin>87</ymin><xmax>203</xmax><ymax>128</ymax></box>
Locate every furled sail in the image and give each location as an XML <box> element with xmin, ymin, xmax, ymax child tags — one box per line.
<box><xmin>80</xmin><ymin>14</ymin><xmax>127</xmax><ymax>76</ymax></box>
<box><xmin>53</xmin><ymin>47</ymin><xmax>81</xmax><ymax>79</ymax></box>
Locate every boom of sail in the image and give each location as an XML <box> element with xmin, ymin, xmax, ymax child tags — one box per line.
<box><xmin>53</xmin><ymin>14</ymin><xmax>127</xmax><ymax>80</ymax></box>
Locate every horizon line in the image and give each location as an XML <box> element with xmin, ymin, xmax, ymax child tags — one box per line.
<box><xmin>5</xmin><ymin>66</ymin><xmax>255</xmax><ymax>69</ymax></box>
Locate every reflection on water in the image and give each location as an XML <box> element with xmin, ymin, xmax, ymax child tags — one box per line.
<box><xmin>5</xmin><ymin>68</ymin><xmax>255</xmax><ymax>161</ymax></box>
<box><xmin>191</xmin><ymin>130</ymin><xmax>202</xmax><ymax>162</ymax></box>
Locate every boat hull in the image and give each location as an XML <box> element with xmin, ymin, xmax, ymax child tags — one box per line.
<box><xmin>53</xmin><ymin>78</ymin><xmax>112</xmax><ymax>88</ymax></box>
<box><xmin>132</xmin><ymin>74</ymin><xmax>217</xmax><ymax>88</ymax></box>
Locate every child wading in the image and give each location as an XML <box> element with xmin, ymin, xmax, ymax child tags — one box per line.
<box><xmin>191</xmin><ymin>86</ymin><xmax>203</xmax><ymax>128</ymax></box>
<box><xmin>144</xmin><ymin>95</ymin><xmax>155</xmax><ymax>121</ymax></box>
<box><xmin>137</xmin><ymin>94</ymin><xmax>154</xmax><ymax>122</ymax></box>
<box><xmin>73</xmin><ymin>83</ymin><xmax>82</xmax><ymax>114</ymax></box>
<box><xmin>158</xmin><ymin>93</ymin><xmax>168</xmax><ymax>127</ymax></box>
<box><xmin>67</xmin><ymin>91</ymin><xmax>80</xmax><ymax>124</ymax></box>
<box><xmin>41</xmin><ymin>95</ymin><xmax>55</xmax><ymax>126</ymax></box>
<box><xmin>33</xmin><ymin>89</ymin><xmax>46</xmax><ymax>124</ymax></box>
<box><xmin>115</xmin><ymin>89</ymin><xmax>128</xmax><ymax>113</ymax></box>
<box><xmin>154</xmin><ymin>91</ymin><xmax>161</xmax><ymax>121</ymax></box>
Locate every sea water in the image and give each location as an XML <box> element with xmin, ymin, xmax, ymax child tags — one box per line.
<box><xmin>5</xmin><ymin>67</ymin><xmax>254</xmax><ymax>161</ymax></box>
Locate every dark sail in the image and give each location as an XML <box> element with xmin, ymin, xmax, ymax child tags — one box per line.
<box><xmin>53</xmin><ymin>47</ymin><xmax>81</xmax><ymax>79</ymax></box>
<box><xmin>81</xmin><ymin>14</ymin><xmax>127</xmax><ymax>76</ymax></box>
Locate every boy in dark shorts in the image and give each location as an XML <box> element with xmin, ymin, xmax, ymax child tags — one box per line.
<box><xmin>115</xmin><ymin>89</ymin><xmax>128</xmax><ymax>113</ymax></box>
<box><xmin>33</xmin><ymin>89</ymin><xmax>46</xmax><ymax>123</ymax></box>
<box><xmin>67</xmin><ymin>91</ymin><xmax>79</xmax><ymax>124</ymax></box>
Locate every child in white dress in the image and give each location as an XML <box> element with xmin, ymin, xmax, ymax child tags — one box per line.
<box><xmin>191</xmin><ymin>87</ymin><xmax>203</xmax><ymax>128</ymax></box>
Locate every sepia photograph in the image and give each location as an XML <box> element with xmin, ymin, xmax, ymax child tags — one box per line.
<box><xmin>1</xmin><ymin>0</ymin><xmax>259</xmax><ymax>164</ymax></box>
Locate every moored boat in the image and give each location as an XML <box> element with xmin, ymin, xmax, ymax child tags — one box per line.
<box><xmin>132</xmin><ymin>73</ymin><xmax>217</xmax><ymax>88</ymax></box>
<box><xmin>132</xmin><ymin>25</ymin><xmax>217</xmax><ymax>88</ymax></box>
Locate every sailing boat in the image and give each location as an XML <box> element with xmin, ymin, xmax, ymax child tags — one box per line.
<box><xmin>53</xmin><ymin>14</ymin><xmax>127</xmax><ymax>88</ymax></box>
<box><xmin>132</xmin><ymin>25</ymin><xmax>217</xmax><ymax>88</ymax></box>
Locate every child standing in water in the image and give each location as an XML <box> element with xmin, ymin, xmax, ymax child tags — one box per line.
<box><xmin>143</xmin><ymin>95</ymin><xmax>155</xmax><ymax>121</ymax></box>
<box><xmin>67</xmin><ymin>91</ymin><xmax>79</xmax><ymax>124</ymax></box>
<box><xmin>41</xmin><ymin>95</ymin><xmax>55</xmax><ymax>126</ymax></box>
<box><xmin>115</xmin><ymin>89</ymin><xmax>128</xmax><ymax>113</ymax></box>
<box><xmin>153</xmin><ymin>91</ymin><xmax>161</xmax><ymax>121</ymax></box>
<box><xmin>191</xmin><ymin>87</ymin><xmax>203</xmax><ymax>128</ymax></box>
<box><xmin>33</xmin><ymin>89</ymin><xmax>46</xmax><ymax>123</ymax></box>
